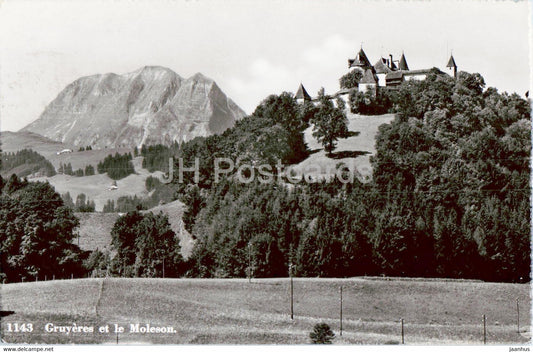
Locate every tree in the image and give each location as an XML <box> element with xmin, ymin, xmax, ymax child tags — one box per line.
<box><xmin>181</xmin><ymin>185</ymin><xmax>206</xmax><ymax>233</ymax></box>
<box><xmin>339</xmin><ymin>70</ymin><xmax>362</xmax><ymax>89</ymax></box>
<box><xmin>64</xmin><ymin>162</ymin><xmax>73</xmax><ymax>175</ymax></box>
<box><xmin>61</xmin><ymin>192</ymin><xmax>75</xmax><ymax>208</ymax></box>
<box><xmin>84</xmin><ymin>164</ymin><xmax>95</xmax><ymax>176</ymax></box>
<box><xmin>310</xmin><ymin>323</ymin><xmax>335</xmax><ymax>344</ymax></box>
<box><xmin>0</xmin><ymin>176</ymin><xmax>85</xmax><ymax>282</ymax></box>
<box><xmin>310</xmin><ymin>89</ymin><xmax>349</xmax><ymax>155</ymax></box>
<box><xmin>75</xmin><ymin>193</ymin><xmax>95</xmax><ymax>212</ymax></box>
<box><xmin>110</xmin><ymin>211</ymin><xmax>183</xmax><ymax>277</ymax></box>
<box><xmin>103</xmin><ymin>199</ymin><xmax>115</xmax><ymax>213</ymax></box>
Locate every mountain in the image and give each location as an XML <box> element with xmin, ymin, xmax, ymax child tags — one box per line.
<box><xmin>21</xmin><ymin>66</ymin><xmax>246</xmax><ymax>148</ymax></box>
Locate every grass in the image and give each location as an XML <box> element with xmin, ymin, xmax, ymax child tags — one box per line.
<box><xmin>1</xmin><ymin>131</ymin><xmax>68</xmax><ymax>161</ymax></box>
<box><xmin>31</xmin><ymin>157</ymin><xmax>165</xmax><ymax>211</ymax></box>
<box><xmin>1</xmin><ymin>277</ymin><xmax>530</xmax><ymax>345</ymax></box>
<box><xmin>293</xmin><ymin>113</ymin><xmax>394</xmax><ymax>182</ymax></box>
<box><xmin>0</xmin><ymin>130</ymin><xmax>134</xmax><ymax>170</ymax></box>
<box><xmin>75</xmin><ymin>212</ymin><xmax>120</xmax><ymax>252</ymax></box>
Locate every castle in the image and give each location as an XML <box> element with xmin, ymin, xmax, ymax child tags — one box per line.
<box><xmin>295</xmin><ymin>47</ymin><xmax>458</xmax><ymax>103</ymax></box>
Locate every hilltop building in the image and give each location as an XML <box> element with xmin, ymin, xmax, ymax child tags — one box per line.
<box><xmin>349</xmin><ymin>48</ymin><xmax>457</xmax><ymax>91</ymax></box>
<box><xmin>296</xmin><ymin>48</ymin><xmax>457</xmax><ymax>102</ymax></box>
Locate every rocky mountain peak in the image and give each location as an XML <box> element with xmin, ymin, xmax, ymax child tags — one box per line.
<box><xmin>21</xmin><ymin>67</ymin><xmax>245</xmax><ymax>149</ymax></box>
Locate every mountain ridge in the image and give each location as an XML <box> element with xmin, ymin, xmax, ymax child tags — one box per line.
<box><xmin>21</xmin><ymin>66</ymin><xmax>246</xmax><ymax>148</ymax></box>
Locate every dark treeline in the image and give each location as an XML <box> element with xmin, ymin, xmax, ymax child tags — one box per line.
<box><xmin>140</xmin><ymin>143</ymin><xmax>179</xmax><ymax>172</ymax></box>
<box><xmin>58</xmin><ymin>162</ymin><xmax>95</xmax><ymax>177</ymax></box>
<box><xmin>1</xmin><ymin>149</ymin><xmax>56</xmax><ymax>177</ymax></box>
<box><xmin>97</xmin><ymin>152</ymin><xmax>134</xmax><ymax>180</ymax></box>
<box><xmin>180</xmin><ymin>71</ymin><xmax>530</xmax><ymax>282</ymax></box>
<box><xmin>61</xmin><ymin>192</ymin><xmax>96</xmax><ymax>212</ymax></box>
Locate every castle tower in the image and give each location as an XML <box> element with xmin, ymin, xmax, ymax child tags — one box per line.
<box><xmin>446</xmin><ymin>54</ymin><xmax>457</xmax><ymax>79</ymax></box>
<box><xmin>295</xmin><ymin>83</ymin><xmax>311</xmax><ymax>104</ymax></box>
<box><xmin>348</xmin><ymin>48</ymin><xmax>372</xmax><ymax>70</ymax></box>
<box><xmin>399</xmin><ymin>53</ymin><xmax>409</xmax><ymax>71</ymax></box>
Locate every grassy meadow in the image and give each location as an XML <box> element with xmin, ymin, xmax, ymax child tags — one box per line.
<box><xmin>1</xmin><ymin>277</ymin><xmax>530</xmax><ymax>345</ymax></box>
<box><xmin>293</xmin><ymin>113</ymin><xmax>395</xmax><ymax>182</ymax></box>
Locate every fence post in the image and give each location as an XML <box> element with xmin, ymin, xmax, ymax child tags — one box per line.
<box><xmin>516</xmin><ymin>298</ymin><xmax>520</xmax><ymax>334</ymax></box>
<box><xmin>339</xmin><ymin>285</ymin><xmax>343</xmax><ymax>336</ymax></box>
<box><xmin>290</xmin><ymin>275</ymin><xmax>294</xmax><ymax>320</ymax></box>
<box><xmin>482</xmin><ymin>314</ymin><xmax>486</xmax><ymax>344</ymax></box>
<box><xmin>400</xmin><ymin>318</ymin><xmax>404</xmax><ymax>344</ymax></box>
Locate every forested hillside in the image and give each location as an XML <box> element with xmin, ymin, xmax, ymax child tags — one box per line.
<box><xmin>1</xmin><ymin>149</ymin><xmax>56</xmax><ymax>178</ymax></box>
<box><xmin>179</xmin><ymin>71</ymin><xmax>530</xmax><ymax>282</ymax></box>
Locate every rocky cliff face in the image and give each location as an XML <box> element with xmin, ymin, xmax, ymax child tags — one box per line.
<box><xmin>21</xmin><ymin>66</ymin><xmax>245</xmax><ymax>148</ymax></box>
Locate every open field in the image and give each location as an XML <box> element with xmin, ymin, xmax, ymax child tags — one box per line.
<box><xmin>0</xmin><ymin>131</ymin><xmax>135</xmax><ymax>170</ymax></box>
<box><xmin>1</xmin><ymin>277</ymin><xmax>529</xmax><ymax>345</ymax></box>
<box><xmin>293</xmin><ymin>113</ymin><xmax>394</xmax><ymax>182</ymax></box>
<box><xmin>1</xmin><ymin>131</ymin><xmax>71</xmax><ymax>160</ymax></box>
<box><xmin>31</xmin><ymin>157</ymin><xmax>164</xmax><ymax>211</ymax></box>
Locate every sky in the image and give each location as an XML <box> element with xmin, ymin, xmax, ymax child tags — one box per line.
<box><xmin>0</xmin><ymin>0</ymin><xmax>530</xmax><ymax>132</ymax></box>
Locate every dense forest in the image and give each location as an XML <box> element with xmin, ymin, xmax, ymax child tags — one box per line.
<box><xmin>1</xmin><ymin>149</ymin><xmax>56</xmax><ymax>178</ymax></box>
<box><xmin>140</xmin><ymin>143</ymin><xmax>180</xmax><ymax>172</ymax></box>
<box><xmin>177</xmin><ymin>71</ymin><xmax>530</xmax><ymax>282</ymax></box>
<box><xmin>97</xmin><ymin>152</ymin><xmax>135</xmax><ymax>179</ymax></box>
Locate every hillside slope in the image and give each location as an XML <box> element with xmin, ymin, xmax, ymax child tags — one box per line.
<box><xmin>142</xmin><ymin>200</ymin><xmax>195</xmax><ymax>258</ymax></box>
<box><xmin>21</xmin><ymin>66</ymin><xmax>246</xmax><ymax>148</ymax></box>
<box><xmin>293</xmin><ymin>113</ymin><xmax>395</xmax><ymax>181</ymax></box>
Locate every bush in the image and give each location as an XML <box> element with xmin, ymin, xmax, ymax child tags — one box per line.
<box><xmin>145</xmin><ymin>175</ymin><xmax>162</xmax><ymax>191</ymax></box>
<box><xmin>309</xmin><ymin>323</ymin><xmax>335</xmax><ymax>344</ymax></box>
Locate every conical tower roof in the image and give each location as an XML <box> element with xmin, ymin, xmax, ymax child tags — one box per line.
<box><xmin>350</xmin><ymin>48</ymin><xmax>372</xmax><ymax>68</ymax></box>
<box><xmin>446</xmin><ymin>55</ymin><xmax>457</xmax><ymax>68</ymax></box>
<box><xmin>399</xmin><ymin>53</ymin><xmax>409</xmax><ymax>71</ymax></box>
<box><xmin>295</xmin><ymin>83</ymin><xmax>311</xmax><ymax>101</ymax></box>
<box><xmin>360</xmin><ymin>68</ymin><xmax>378</xmax><ymax>84</ymax></box>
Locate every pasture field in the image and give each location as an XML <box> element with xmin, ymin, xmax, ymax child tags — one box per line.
<box><xmin>1</xmin><ymin>277</ymin><xmax>530</xmax><ymax>345</ymax></box>
<box><xmin>293</xmin><ymin>113</ymin><xmax>395</xmax><ymax>182</ymax></box>
<box><xmin>32</xmin><ymin>157</ymin><xmax>165</xmax><ymax>211</ymax></box>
